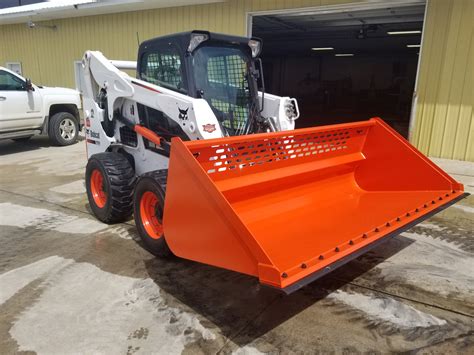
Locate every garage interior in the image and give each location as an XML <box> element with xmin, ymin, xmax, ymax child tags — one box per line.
<box><xmin>252</xmin><ymin>4</ymin><xmax>425</xmax><ymax>138</ymax></box>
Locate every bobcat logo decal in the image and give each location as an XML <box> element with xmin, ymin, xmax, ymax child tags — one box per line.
<box><xmin>178</xmin><ymin>107</ymin><xmax>189</xmax><ymax>121</ymax></box>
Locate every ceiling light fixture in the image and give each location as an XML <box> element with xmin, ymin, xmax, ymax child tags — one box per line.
<box><xmin>387</xmin><ymin>30</ymin><xmax>422</xmax><ymax>35</ymax></box>
<box><xmin>407</xmin><ymin>44</ymin><xmax>421</xmax><ymax>48</ymax></box>
<box><xmin>311</xmin><ymin>47</ymin><xmax>334</xmax><ymax>51</ymax></box>
<box><xmin>335</xmin><ymin>53</ymin><xmax>354</xmax><ymax>57</ymax></box>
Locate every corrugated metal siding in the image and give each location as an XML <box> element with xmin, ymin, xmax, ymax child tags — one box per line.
<box><xmin>0</xmin><ymin>27</ymin><xmax>4</xmax><ymax>60</ymax></box>
<box><xmin>0</xmin><ymin>0</ymin><xmax>472</xmax><ymax>160</ymax></box>
<box><xmin>413</xmin><ymin>0</ymin><xmax>473</xmax><ymax>161</ymax></box>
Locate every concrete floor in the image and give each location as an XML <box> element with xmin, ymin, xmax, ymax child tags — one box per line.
<box><xmin>0</xmin><ymin>135</ymin><xmax>473</xmax><ymax>354</ymax></box>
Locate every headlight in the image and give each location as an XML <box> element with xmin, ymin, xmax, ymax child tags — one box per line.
<box><xmin>248</xmin><ymin>39</ymin><xmax>262</xmax><ymax>58</ymax></box>
<box><xmin>188</xmin><ymin>32</ymin><xmax>209</xmax><ymax>52</ymax></box>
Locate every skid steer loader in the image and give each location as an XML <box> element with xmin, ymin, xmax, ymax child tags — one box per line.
<box><xmin>82</xmin><ymin>30</ymin><xmax>467</xmax><ymax>293</ymax></box>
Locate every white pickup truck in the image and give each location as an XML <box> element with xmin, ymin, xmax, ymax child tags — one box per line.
<box><xmin>0</xmin><ymin>67</ymin><xmax>82</xmax><ymax>145</ymax></box>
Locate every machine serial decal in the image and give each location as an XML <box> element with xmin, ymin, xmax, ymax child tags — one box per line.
<box><xmin>178</xmin><ymin>107</ymin><xmax>189</xmax><ymax>121</ymax></box>
<box><xmin>202</xmin><ymin>124</ymin><xmax>216</xmax><ymax>133</ymax></box>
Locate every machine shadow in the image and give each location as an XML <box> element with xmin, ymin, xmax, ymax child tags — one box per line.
<box><xmin>144</xmin><ymin>235</ymin><xmax>414</xmax><ymax>347</ymax></box>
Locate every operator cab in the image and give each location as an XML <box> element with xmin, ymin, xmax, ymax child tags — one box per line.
<box><xmin>137</xmin><ymin>30</ymin><xmax>265</xmax><ymax>137</ymax></box>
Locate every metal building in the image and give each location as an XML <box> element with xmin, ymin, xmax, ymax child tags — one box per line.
<box><xmin>0</xmin><ymin>0</ymin><xmax>472</xmax><ymax>161</ymax></box>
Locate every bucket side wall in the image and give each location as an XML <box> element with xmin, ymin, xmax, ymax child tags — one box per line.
<box><xmin>355</xmin><ymin>119</ymin><xmax>462</xmax><ymax>192</ymax></box>
<box><xmin>164</xmin><ymin>138</ymin><xmax>276</xmax><ymax>277</ymax></box>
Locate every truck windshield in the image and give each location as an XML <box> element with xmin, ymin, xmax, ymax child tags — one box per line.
<box><xmin>192</xmin><ymin>45</ymin><xmax>258</xmax><ymax>136</ymax></box>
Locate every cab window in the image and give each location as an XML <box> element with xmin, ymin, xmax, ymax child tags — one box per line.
<box><xmin>0</xmin><ymin>70</ymin><xmax>25</xmax><ymax>91</ymax></box>
<box><xmin>192</xmin><ymin>46</ymin><xmax>253</xmax><ymax>136</ymax></box>
<box><xmin>139</xmin><ymin>46</ymin><xmax>186</xmax><ymax>94</ymax></box>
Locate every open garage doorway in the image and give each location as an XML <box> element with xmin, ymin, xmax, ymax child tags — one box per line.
<box><xmin>250</xmin><ymin>2</ymin><xmax>426</xmax><ymax>138</ymax></box>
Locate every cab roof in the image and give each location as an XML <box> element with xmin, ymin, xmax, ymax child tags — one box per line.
<box><xmin>139</xmin><ymin>30</ymin><xmax>261</xmax><ymax>55</ymax></box>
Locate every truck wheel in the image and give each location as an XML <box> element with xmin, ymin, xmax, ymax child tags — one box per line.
<box><xmin>48</xmin><ymin>112</ymin><xmax>79</xmax><ymax>146</ymax></box>
<box><xmin>134</xmin><ymin>171</ymin><xmax>172</xmax><ymax>257</ymax></box>
<box><xmin>86</xmin><ymin>152</ymin><xmax>135</xmax><ymax>223</ymax></box>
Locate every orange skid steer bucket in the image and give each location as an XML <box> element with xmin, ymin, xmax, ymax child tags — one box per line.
<box><xmin>163</xmin><ymin>118</ymin><xmax>467</xmax><ymax>293</ymax></box>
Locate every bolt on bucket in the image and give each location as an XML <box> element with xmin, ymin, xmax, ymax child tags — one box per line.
<box><xmin>163</xmin><ymin>118</ymin><xmax>467</xmax><ymax>293</ymax></box>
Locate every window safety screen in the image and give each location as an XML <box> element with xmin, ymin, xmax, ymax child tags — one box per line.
<box><xmin>193</xmin><ymin>46</ymin><xmax>255</xmax><ymax>136</ymax></box>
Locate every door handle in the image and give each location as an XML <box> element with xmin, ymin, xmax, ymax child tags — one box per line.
<box><xmin>0</xmin><ymin>96</ymin><xmax>6</xmax><ymax>101</ymax></box>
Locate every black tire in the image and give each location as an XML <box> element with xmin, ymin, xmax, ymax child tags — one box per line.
<box><xmin>85</xmin><ymin>152</ymin><xmax>135</xmax><ymax>223</ymax></box>
<box><xmin>133</xmin><ymin>170</ymin><xmax>172</xmax><ymax>257</ymax></box>
<box><xmin>48</xmin><ymin>112</ymin><xmax>79</xmax><ymax>146</ymax></box>
<box><xmin>13</xmin><ymin>136</ymin><xmax>32</xmax><ymax>142</ymax></box>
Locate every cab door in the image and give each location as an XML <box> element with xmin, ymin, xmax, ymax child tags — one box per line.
<box><xmin>0</xmin><ymin>70</ymin><xmax>43</xmax><ymax>132</ymax></box>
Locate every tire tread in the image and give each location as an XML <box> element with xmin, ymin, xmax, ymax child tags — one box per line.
<box><xmin>133</xmin><ymin>170</ymin><xmax>171</xmax><ymax>257</ymax></box>
<box><xmin>86</xmin><ymin>152</ymin><xmax>135</xmax><ymax>223</ymax></box>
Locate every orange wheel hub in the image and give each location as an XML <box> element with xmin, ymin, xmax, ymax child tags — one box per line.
<box><xmin>90</xmin><ymin>169</ymin><xmax>107</xmax><ymax>208</ymax></box>
<box><xmin>140</xmin><ymin>191</ymin><xmax>163</xmax><ymax>239</ymax></box>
